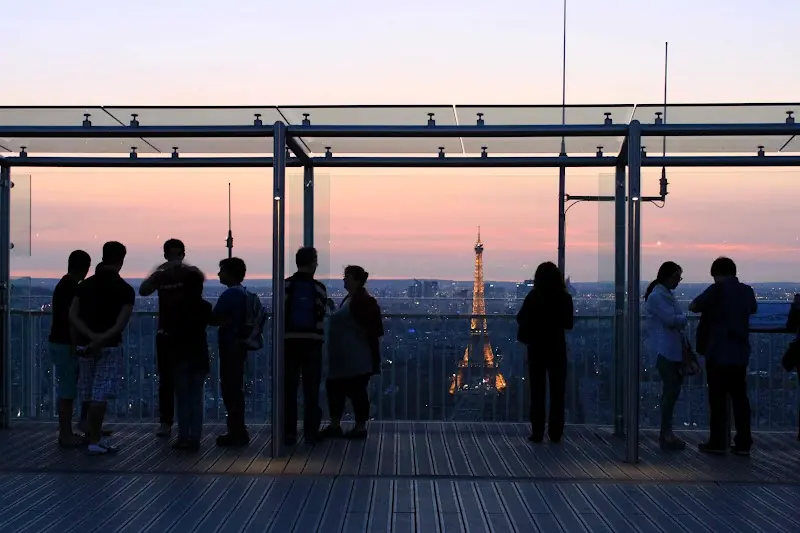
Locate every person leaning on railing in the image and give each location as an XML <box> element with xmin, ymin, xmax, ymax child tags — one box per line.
<box><xmin>644</xmin><ymin>261</ymin><xmax>691</xmax><ymax>452</ymax></box>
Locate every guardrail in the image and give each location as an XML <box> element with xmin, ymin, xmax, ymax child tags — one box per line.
<box><xmin>6</xmin><ymin>310</ymin><xmax>799</xmax><ymax>430</ymax></box>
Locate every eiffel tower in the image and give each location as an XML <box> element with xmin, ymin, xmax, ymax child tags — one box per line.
<box><xmin>449</xmin><ymin>227</ymin><xmax>507</xmax><ymax>396</ymax></box>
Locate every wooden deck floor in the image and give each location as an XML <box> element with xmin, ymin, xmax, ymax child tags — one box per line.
<box><xmin>1</xmin><ymin>422</ymin><xmax>799</xmax><ymax>532</ymax></box>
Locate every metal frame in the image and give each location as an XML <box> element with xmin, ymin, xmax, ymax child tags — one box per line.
<box><xmin>1</xmin><ymin>111</ymin><xmax>799</xmax><ymax>462</ymax></box>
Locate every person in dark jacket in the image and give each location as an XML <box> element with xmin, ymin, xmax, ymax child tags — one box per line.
<box><xmin>319</xmin><ymin>265</ymin><xmax>384</xmax><ymax>440</ymax></box>
<box><xmin>690</xmin><ymin>257</ymin><xmax>757</xmax><ymax>456</ymax></box>
<box><xmin>171</xmin><ymin>268</ymin><xmax>212</xmax><ymax>452</ymax></box>
<box><xmin>516</xmin><ymin>261</ymin><xmax>574</xmax><ymax>443</ymax></box>
<box><xmin>784</xmin><ymin>294</ymin><xmax>800</xmax><ymax>440</ymax></box>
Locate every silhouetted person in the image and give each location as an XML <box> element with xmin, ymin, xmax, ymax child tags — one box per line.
<box><xmin>691</xmin><ymin>257</ymin><xmax>757</xmax><ymax>456</ymax></box>
<box><xmin>319</xmin><ymin>265</ymin><xmax>383</xmax><ymax>440</ymax></box>
<box><xmin>284</xmin><ymin>246</ymin><xmax>330</xmax><ymax>445</ymax></box>
<box><xmin>516</xmin><ymin>261</ymin><xmax>574</xmax><ymax>443</ymax></box>
<box><xmin>49</xmin><ymin>250</ymin><xmax>91</xmax><ymax>447</ymax></box>
<box><xmin>139</xmin><ymin>238</ymin><xmax>200</xmax><ymax>438</ymax></box>
<box><xmin>644</xmin><ymin>261</ymin><xmax>688</xmax><ymax>451</ymax></box>
<box><xmin>212</xmin><ymin>257</ymin><xmax>251</xmax><ymax>446</ymax></box>
<box><xmin>784</xmin><ymin>294</ymin><xmax>800</xmax><ymax>440</ymax></box>
<box><xmin>171</xmin><ymin>268</ymin><xmax>211</xmax><ymax>452</ymax></box>
<box><xmin>70</xmin><ymin>241</ymin><xmax>135</xmax><ymax>455</ymax></box>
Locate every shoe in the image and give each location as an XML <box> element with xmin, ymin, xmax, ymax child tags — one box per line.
<box><xmin>660</xmin><ymin>435</ymin><xmax>686</xmax><ymax>451</ymax></box>
<box><xmin>77</xmin><ymin>424</ymin><xmax>112</xmax><ymax>437</ymax></box>
<box><xmin>698</xmin><ymin>441</ymin><xmax>726</xmax><ymax>455</ymax></box>
<box><xmin>216</xmin><ymin>431</ymin><xmax>249</xmax><ymax>447</ymax></box>
<box><xmin>88</xmin><ymin>438</ymin><xmax>119</xmax><ymax>456</ymax></box>
<box><xmin>156</xmin><ymin>424</ymin><xmax>172</xmax><ymax>438</ymax></box>
<box><xmin>344</xmin><ymin>427</ymin><xmax>368</xmax><ymax>440</ymax></box>
<box><xmin>172</xmin><ymin>439</ymin><xmax>191</xmax><ymax>450</ymax></box>
<box><xmin>730</xmin><ymin>445</ymin><xmax>751</xmax><ymax>457</ymax></box>
<box><xmin>318</xmin><ymin>425</ymin><xmax>344</xmax><ymax>440</ymax></box>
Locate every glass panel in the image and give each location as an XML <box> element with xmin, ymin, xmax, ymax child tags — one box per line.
<box><xmin>10</xmin><ymin>173</ymin><xmax>31</xmax><ymax>257</ymax></box>
<box><xmin>596</xmin><ymin>172</ymin><xmax>615</xmax><ymax>427</ymax></box>
<box><xmin>0</xmin><ymin>138</ymin><xmax>160</xmax><ymax>155</ymax></box>
<box><xmin>278</xmin><ymin>106</ymin><xmax>457</xmax><ymax>126</ymax></box>
<box><xmin>303</xmin><ymin>137</ymin><xmax>463</xmax><ymax>156</ymax></box>
<box><xmin>461</xmin><ymin>137</ymin><xmax>623</xmax><ymax>155</ymax></box>
<box><xmin>0</xmin><ymin>106</ymin><xmax>115</xmax><ymax>126</ymax></box>
<box><xmin>632</xmin><ymin>103</ymin><xmax>799</xmax><ymax>124</ymax></box>
<box><xmin>455</xmin><ymin>105</ymin><xmax>635</xmax><ymax>126</ymax></box>
<box><xmin>140</xmin><ymin>138</ymin><xmax>275</xmax><ymax>155</ymax></box>
<box><xmin>103</xmin><ymin>107</ymin><xmax>283</xmax><ymax>126</ymax></box>
<box><xmin>782</xmin><ymin>135</ymin><xmax>800</xmax><ymax>153</ymax></box>
<box><xmin>644</xmin><ymin>135</ymin><xmax>788</xmax><ymax>154</ymax></box>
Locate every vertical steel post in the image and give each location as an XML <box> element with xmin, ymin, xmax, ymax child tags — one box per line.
<box><xmin>0</xmin><ymin>164</ymin><xmax>10</xmax><ymax>429</ymax></box>
<box><xmin>557</xmin><ymin>164</ymin><xmax>566</xmax><ymax>274</ymax></box>
<box><xmin>625</xmin><ymin>121</ymin><xmax>642</xmax><ymax>463</ymax></box>
<box><xmin>303</xmin><ymin>165</ymin><xmax>314</xmax><ymax>248</ymax></box>
<box><xmin>613</xmin><ymin>163</ymin><xmax>626</xmax><ymax>437</ymax></box>
<box><xmin>271</xmin><ymin>123</ymin><xmax>287</xmax><ymax>457</ymax></box>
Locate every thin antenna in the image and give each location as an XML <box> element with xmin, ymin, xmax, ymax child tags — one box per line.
<box><xmin>226</xmin><ymin>182</ymin><xmax>233</xmax><ymax>258</ymax></box>
<box><xmin>559</xmin><ymin>0</ymin><xmax>567</xmax><ymax>151</ymax></box>
<box><xmin>662</xmin><ymin>41</ymin><xmax>668</xmax><ymax>158</ymax></box>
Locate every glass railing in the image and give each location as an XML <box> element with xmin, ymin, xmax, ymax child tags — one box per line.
<box><xmin>6</xmin><ymin>310</ymin><xmax>799</xmax><ymax>431</ymax></box>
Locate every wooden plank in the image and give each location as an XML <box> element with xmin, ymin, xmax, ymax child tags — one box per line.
<box><xmin>164</xmin><ymin>477</ymin><xmax>235</xmax><ymax>532</ymax></box>
<box><xmin>340</xmin><ymin>439</ymin><xmax>367</xmax><ymax>476</ymax></box>
<box><xmin>292</xmin><ymin>478</ymin><xmax>334</xmax><ymax>533</ymax></box>
<box><xmin>536</xmin><ymin>483</ymin><xmax>589</xmax><ymax>532</ymax></box>
<box><xmin>215</xmin><ymin>478</ymin><xmax>274</xmax><ymax>533</ymax></box>
<box><xmin>427</xmin><ymin>422</ymin><xmax>455</xmax><ymax>476</ymax></box>
<box><xmin>412</xmin><ymin>421</ymin><xmax>434</xmax><ymax>475</ymax></box>
<box><xmin>357</xmin><ymin>425</ymin><xmax>381</xmax><ymax>475</ymax></box>
<box><xmin>396</xmin><ymin>422</ymin><xmax>415</xmax><ymax>476</ymax></box>
<box><xmin>378</xmin><ymin>422</ymin><xmax>396</xmax><ymax>476</ymax></box>
<box><xmin>59</xmin><ymin>476</ymin><xmax>158</xmax><ymax>533</ymax></box>
<box><xmin>576</xmin><ymin>484</ymin><xmax>639</xmax><ymax>533</ymax></box>
<box><xmin>242</xmin><ymin>478</ymin><xmax>294</xmax><ymax>532</ymax></box>
<box><xmin>321</xmin><ymin>437</ymin><xmax>348</xmax><ymax>476</ymax></box>
<box><xmin>267</xmin><ymin>478</ymin><xmax>315</xmax><ymax>533</ymax></box>
<box><xmin>493</xmin><ymin>482</ymin><xmax>540</xmax><ymax>532</ymax></box>
<box><xmin>317</xmin><ymin>478</ymin><xmax>354</xmax><ymax>532</ymax></box>
<box><xmin>443</xmin><ymin>424</ymin><xmax>473</xmax><ymax>476</ymax></box>
<box><xmin>138</xmin><ymin>476</ymin><xmax>216</xmax><ymax>532</ymax></box>
<box><xmin>391</xmin><ymin>513</ymin><xmax>415</xmax><ymax>533</ymax></box>
<box><xmin>453</xmin><ymin>481</ymin><xmax>489</xmax><ymax>532</ymax></box>
<box><xmin>366</xmin><ymin>479</ymin><xmax>393</xmax><ymax>532</ymax></box>
<box><xmin>190</xmin><ymin>477</ymin><xmax>257</xmax><ymax>533</ymax></box>
<box><xmin>415</xmin><ymin>480</ymin><xmax>441</xmax><ymax>533</ymax></box>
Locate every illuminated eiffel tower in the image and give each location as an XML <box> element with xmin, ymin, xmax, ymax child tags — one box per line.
<box><xmin>449</xmin><ymin>227</ymin><xmax>507</xmax><ymax>396</ymax></box>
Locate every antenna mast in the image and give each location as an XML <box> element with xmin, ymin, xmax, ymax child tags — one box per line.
<box><xmin>226</xmin><ymin>182</ymin><xmax>233</xmax><ymax>258</ymax></box>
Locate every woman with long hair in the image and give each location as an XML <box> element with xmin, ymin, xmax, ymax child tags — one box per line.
<box><xmin>319</xmin><ymin>265</ymin><xmax>384</xmax><ymax>440</ymax></box>
<box><xmin>644</xmin><ymin>260</ymin><xmax>689</xmax><ymax>451</ymax></box>
<box><xmin>516</xmin><ymin>261</ymin><xmax>574</xmax><ymax>443</ymax></box>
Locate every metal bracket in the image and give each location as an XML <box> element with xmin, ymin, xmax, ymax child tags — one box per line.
<box><xmin>427</xmin><ymin>113</ymin><xmax>436</xmax><ymax>127</ymax></box>
<box><xmin>604</xmin><ymin>112</ymin><xmax>613</xmax><ymax>125</ymax></box>
<box><xmin>130</xmin><ymin>114</ymin><xmax>139</xmax><ymax>127</ymax></box>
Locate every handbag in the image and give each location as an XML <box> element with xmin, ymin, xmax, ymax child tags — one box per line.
<box><xmin>782</xmin><ymin>340</ymin><xmax>800</xmax><ymax>372</ymax></box>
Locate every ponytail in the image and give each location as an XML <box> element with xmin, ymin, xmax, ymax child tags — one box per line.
<box><xmin>644</xmin><ymin>279</ymin><xmax>658</xmax><ymax>301</ymax></box>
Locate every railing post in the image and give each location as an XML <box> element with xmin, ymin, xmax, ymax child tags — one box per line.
<box><xmin>557</xmin><ymin>161</ymin><xmax>567</xmax><ymax>274</ymax></box>
<box><xmin>303</xmin><ymin>165</ymin><xmax>314</xmax><ymax>247</ymax></box>
<box><xmin>271</xmin><ymin>123</ymin><xmax>287</xmax><ymax>457</ymax></box>
<box><xmin>625</xmin><ymin>121</ymin><xmax>642</xmax><ymax>463</ymax></box>
<box><xmin>0</xmin><ymin>164</ymin><xmax>10</xmax><ymax>429</ymax></box>
<box><xmin>613</xmin><ymin>162</ymin><xmax>626</xmax><ymax>437</ymax></box>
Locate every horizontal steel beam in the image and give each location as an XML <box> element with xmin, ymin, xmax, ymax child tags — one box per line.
<box><xmin>310</xmin><ymin>156</ymin><xmax>618</xmax><ymax>168</ymax></box>
<box><xmin>1</xmin><ymin>156</ymin><xmax>308</xmax><ymax>168</ymax></box>
<box><xmin>566</xmin><ymin>195</ymin><xmax>664</xmax><ymax>202</ymax></box>
<box><xmin>287</xmin><ymin>124</ymin><xmax>629</xmax><ymax>138</ymax></box>
<box><xmin>0</xmin><ymin>125</ymin><xmax>276</xmax><ymax>138</ymax></box>
<box><xmin>641</xmin><ymin>123</ymin><xmax>800</xmax><ymax>137</ymax></box>
<box><xmin>644</xmin><ymin>155</ymin><xmax>800</xmax><ymax>167</ymax></box>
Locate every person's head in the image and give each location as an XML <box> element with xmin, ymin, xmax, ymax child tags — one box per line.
<box><xmin>644</xmin><ymin>261</ymin><xmax>682</xmax><ymax>301</ymax></box>
<box><xmin>710</xmin><ymin>256</ymin><xmax>737</xmax><ymax>282</ymax></box>
<box><xmin>163</xmin><ymin>238</ymin><xmax>185</xmax><ymax>262</ymax></box>
<box><xmin>183</xmin><ymin>267</ymin><xmax>205</xmax><ymax>299</ymax></box>
<box><xmin>295</xmin><ymin>246</ymin><xmax>318</xmax><ymax>274</ymax></box>
<box><xmin>66</xmin><ymin>249</ymin><xmax>91</xmax><ymax>281</ymax></box>
<box><xmin>533</xmin><ymin>261</ymin><xmax>566</xmax><ymax>293</ymax></box>
<box><xmin>218</xmin><ymin>257</ymin><xmax>246</xmax><ymax>287</ymax></box>
<box><xmin>101</xmin><ymin>241</ymin><xmax>127</xmax><ymax>272</ymax></box>
<box><xmin>344</xmin><ymin>265</ymin><xmax>369</xmax><ymax>294</ymax></box>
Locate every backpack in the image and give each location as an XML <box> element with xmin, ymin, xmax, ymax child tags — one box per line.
<box><xmin>286</xmin><ymin>279</ymin><xmax>318</xmax><ymax>331</ymax></box>
<box><xmin>239</xmin><ymin>286</ymin><xmax>267</xmax><ymax>351</ymax></box>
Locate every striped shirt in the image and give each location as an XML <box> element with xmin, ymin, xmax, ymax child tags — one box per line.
<box><xmin>284</xmin><ymin>272</ymin><xmax>328</xmax><ymax>341</ymax></box>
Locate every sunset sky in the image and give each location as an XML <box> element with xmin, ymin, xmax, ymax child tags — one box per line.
<box><xmin>3</xmin><ymin>0</ymin><xmax>800</xmax><ymax>282</ymax></box>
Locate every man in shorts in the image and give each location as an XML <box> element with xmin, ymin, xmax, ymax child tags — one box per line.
<box><xmin>49</xmin><ymin>249</ymin><xmax>91</xmax><ymax>447</ymax></box>
<box><xmin>69</xmin><ymin>241</ymin><xmax>135</xmax><ymax>455</ymax></box>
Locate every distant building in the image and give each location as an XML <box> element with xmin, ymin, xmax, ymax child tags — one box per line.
<box><xmin>516</xmin><ymin>279</ymin><xmax>534</xmax><ymax>299</ymax></box>
<box><xmin>407</xmin><ymin>279</ymin><xmax>439</xmax><ymax>299</ymax></box>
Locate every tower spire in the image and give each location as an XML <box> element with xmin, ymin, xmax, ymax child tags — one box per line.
<box><xmin>449</xmin><ymin>228</ymin><xmax>506</xmax><ymax>399</ymax></box>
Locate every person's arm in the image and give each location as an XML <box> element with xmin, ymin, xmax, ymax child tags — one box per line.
<box><xmin>92</xmin><ymin>286</ymin><xmax>135</xmax><ymax>348</ymax></box>
<box><xmin>563</xmin><ymin>294</ymin><xmax>575</xmax><ymax>331</ymax></box>
<box><xmin>68</xmin><ymin>296</ymin><xmax>95</xmax><ymax>342</ymax></box>
<box><xmin>516</xmin><ymin>292</ymin><xmax>534</xmax><ymax>326</ymax></box>
<box><xmin>648</xmin><ymin>291</ymin><xmax>688</xmax><ymax>329</ymax></box>
<box><xmin>212</xmin><ymin>290</ymin><xmax>235</xmax><ymax>327</ymax></box>
<box><xmin>689</xmin><ymin>284</ymin><xmax>716</xmax><ymax>314</ymax></box>
<box><xmin>139</xmin><ymin>268</ymin><xmax>164</xmax><ymax>297</ymax></box>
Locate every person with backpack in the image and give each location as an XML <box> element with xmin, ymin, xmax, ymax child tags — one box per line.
<box><xmin>212</xmin><ymin>257</ymin><xmax>265</xmax><ymax>447</ymax></box>
<box><xmin>284</xmin><ymin>246</ymin><xmax>331</xmax><ymax>445</ymax></box>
